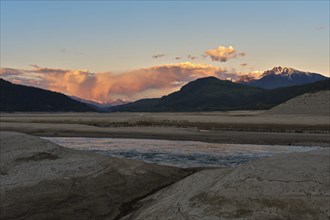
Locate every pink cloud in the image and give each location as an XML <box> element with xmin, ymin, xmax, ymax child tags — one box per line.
<box><xmin>0</xmin><ymin>63</ymin><xmax>242</xmax><ymax>102</ymax></box>
<box><xmin>205</xmin><ymin>45</ymin><xmax>245</xmax><ymax>62</ymax></box>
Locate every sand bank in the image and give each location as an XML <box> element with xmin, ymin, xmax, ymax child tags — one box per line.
<box><xmin>1</xmin><ymin>121</ymin><xmax>329</xmax><ymax>147</ymax></box>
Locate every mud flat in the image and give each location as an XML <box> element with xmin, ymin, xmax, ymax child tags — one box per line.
<box><xmin>1</xmin><ymin>111</ymin><xmax>329</xmax><ymax>133</ymax></box>
<box><xmin>1</xmin><ymin>92</ymin><xmax>329</xmax><ymax>218</ymax></box>
<box><xmin>0</xmin><ymin>132</ymin><xmax>193</xmax><ymax>220</ymax></box>
<box><xmin>1</xmin><ymin>108</ymin><xmax>330</xmax><ymax>147</ymax></box>
<box><xmin>1</xmin><ymin>91</ymin><xmax>329</xmax><ymax>138</ymax></box>
<box><xmin>122</xmin><ymin>148</ymin><xmax>330</xmax><ymax>220</ymax></box>
<box><xmin>1</xmin><ymin>91</ymin><xmax>330</xmax><ymax>146</ymax></box>
<box><xmin>1</xmin><ymin>132</ymin><xmax>329</xmax><ymax>220</ymax></box>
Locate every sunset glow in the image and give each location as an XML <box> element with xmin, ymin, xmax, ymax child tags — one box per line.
<box><xmin>1</xmin><ymin>1</ymin><xmax>329</xmax><ymax>103</ymax></box>
<box><xmin>1</xmin><ymin>62</ymin><xmax>247</xmax><ymax>102</ymax></box>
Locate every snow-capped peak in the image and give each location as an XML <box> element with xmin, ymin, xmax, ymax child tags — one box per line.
<box><xmin>263</xmin><ymin>66</ymin><xmax>300</xmax><ymax>76</ymax></box>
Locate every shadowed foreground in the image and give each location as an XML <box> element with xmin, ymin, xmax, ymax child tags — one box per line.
<box><xmin>1</xmin><ymin>132</ymin><xmax>329</xmax><ymax>220</ymax></box>
<box><xmin>125</xmin><ymin>148</ymin><xmax>330</xmax><ymax>220</ymax></box>
<box><xmin>0</xmin><ymin>132</ymin><xmax>193</xmax><ymax>220</ymax></box>
<box><xmin>122</xmin><ymin>149</ymin><xmax>330</xmax><ymax>220</ymax></box>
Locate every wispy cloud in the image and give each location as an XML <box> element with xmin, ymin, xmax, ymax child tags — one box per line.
<box><xmin>235</xmin><ymin>70</ymin><xmax>263</xmax><ymax>83</ymax></box>
<box><xmin>0</xmin><ymin>68</ymin><xmax>24</xmax><ymax>76</ymax></box>
<box><xmin>152</xmin><ymin>54</ymin><xmax>165</xmax><ymax>59</ymax></box>
<box><xmin>29</xmin><ymin>66</ymin><xmax>69</xmax><ymax>74</ymax></box>
<box><xmin>59</xmin><ymin>48</ymin><xmax>84</xmax><ymax>55</ymax></box>
<box><xmin>315</xmin><ymin>26</ymin><xmax>326</xmax><ymax>30</ymax></box>
<box><xmin>30</xmin><ymin>64</ymin><xmax>40</xmax><ymax>69</ymax></box>
<box><xmin>1</xmin><ymin>63</ymin><xmax>243</xmax><ymax>102</ymax></box>
<box><xmin>0</xmin><ymin>67</ymin><xmax>45</xmax><ymax>85</ymax></box>
<box><xmin>204</xmin><ymin>45</ymin><xmax>245</xmax><ymax>62</ymax></box>
<box><xmin>187</xmin><ymin>55</ymin><xmax>198</xmax><ymax>60</ymax></box>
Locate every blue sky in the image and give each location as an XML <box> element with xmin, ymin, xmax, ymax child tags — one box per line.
<box><xmin>0</xmin><ymin>1</ymin><xmax>329</xmax><ymax>102</ymax></box>
<box><xmin>1</xmin><ymin>1</ymin><xmax>329</xmax><ymax>74</ymax></box>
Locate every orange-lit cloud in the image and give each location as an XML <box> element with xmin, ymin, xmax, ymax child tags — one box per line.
<box><xmin>205</xmin><ymin>45</ymin><xmax>245</xmax><ymax>62</ymax></box>
<box><xmin>0</xmin><ymin>68</ymin><xmax>23</xmax><ymax>76</ymax></box>
<box><xmin>236</xmin><ymin>70</ymin><xmax>263</xmax><ymax>83</ymax></box>
<box><xmin>0</xmin><ymin>67</ymin><xmax>44</xmax><ymax>85</ymax></box>
<box><xmin>0</xmin><ymin>63</ymin><xmax>246</xmax><ymax>103</ymax></box>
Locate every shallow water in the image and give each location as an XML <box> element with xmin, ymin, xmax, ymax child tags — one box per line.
<box><xmin>42</xmin><ymin>137</ymin><xmax>320</xmax><ymax>168</ymax></box>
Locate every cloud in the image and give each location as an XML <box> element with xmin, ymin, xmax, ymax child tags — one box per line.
<box><xmin>0</xmin><ymin>68</ymin><xmax>24</xmax><ymax>76</ymax></box>
<box><xmin>0</xmin><ymin>68</ymin><xmax>45</xmax><ymax>86</ymax></box>
<box><xmin>174</xmin><ymin>56</ymin><xmax>182</xmax><ymax>60</ymax></box>
<box><xmin>187</xmin><ymin>55</ymin><xmax>198</xmax><ymax>60</ymax></box>
<box><xmin>30</xmin><ymin>67</ymin><xmax>67</xmax><ymax>74</ymax></box>
<box><xmin>235</xmin><ymin>70</ymin><xmax>264</xmax><ymax>83</ymax></box>
<box><xmin>59</xmin><ymin>48</ymin><xmax>84</xmax><ymax>55</ymax></box>
<box><xmin>204</xmin><ymin>45</ymin><xmax>245</xmax><ymax>62</ymax></box>
<box><xmin>93</xmin><ymin>62</ymin><xmax>237</xmax><ymax>101</ymax></box>
<box><xmin>30</xmin><ymin>64</ymin><xmax>41</xmax><ymax>69</ymax></box>
<box><xmin>315</xmin><ymin>26</ymin><xmax>326</xmax><ymax>30</ymax></box>
<box><xmin>152</xmin><ymin>54</ymin><xmax>165</xmax><ymax>59</ymax></box>
<box><xmin>1</xmin><ymin>63</ymin><xmax>243</xmax><ymax>103</ymax></box>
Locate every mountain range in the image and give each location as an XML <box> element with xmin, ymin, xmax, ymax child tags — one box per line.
<box><xmin>111</xmin><ymin>77</ymin><xmax>330</xmax><ymax>112</ymax></box>
<box><xmin>0</xmin><ymin>79</ymin><xmax>96</xmax><ymax>112</ymax></box>
<box><xmin>70</xmin><ymin>96</ymin><xmax>129</xmax><ymax>112</ymax></box>
<box><xmin>109</xmin><ymin>66</ymin><xmax>328</xmax><ymax>111</ymax></box>
<box><xmin>1</xmin><ymin>66</ymin><xmax>329</xmax><ymax>112</ymax></box>
<box><xmin>238</xmin><ymin>66</ymin><xmax>327</xmax><ymax>89</ymax></box>
<box><xmin>70</xmin><ymin>96</ymin><xmax>113</xmax><ymax>112</ymax></box>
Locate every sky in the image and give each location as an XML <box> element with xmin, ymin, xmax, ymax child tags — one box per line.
<box><xmin>1</xmin><ymin>1</ymin><xmax>329</xmax><ymax>103</ymax></box>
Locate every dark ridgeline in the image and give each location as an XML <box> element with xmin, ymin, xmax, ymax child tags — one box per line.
<box><xmin>241</xmin><ymin>66</ymin><xmax>327</xmax><ymax>89</ymax></box>
<box><xmin>111</xmin><ymin>77</ymin><xmax>330</xmax><ymax>112</ymax></box>
<box><xmin>1</xmin><ymin>66</ymin><xmax>329</xmax><ymax>112</ymax></box>
<box><xmin>0</xmin><ymin>79</ymin><xmax>96</xmax><ymax>112</ymax></box>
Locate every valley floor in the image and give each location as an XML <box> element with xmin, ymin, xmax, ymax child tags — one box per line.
<box><xmin>0</xmin><ymin>111</ymin><xmax>329</xmax><ymax>146</ymax></box>
<box><xmin>1</xmin><ymin>131</ymin><xmax>329</xmax><ymax>220</ymax></box>
<box><xmin>1</xmin><ymin>110</ymin><xmax>329</xmax><ymax>219</ymax></box>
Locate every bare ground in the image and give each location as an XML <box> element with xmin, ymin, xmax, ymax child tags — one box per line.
<box><xmin>1</xmin><ymin>92</ymin><xmax>329</xmax><ymax>219</ymax></box>
<box><xmin>0</xmin><ymin>132</ymin><xmax>194</xmax><ymax>220</ymax></box>
<box><xmin>1</xmin><ymin>110</ymin><xmax>329</xmax><ymax>146</ymax></box>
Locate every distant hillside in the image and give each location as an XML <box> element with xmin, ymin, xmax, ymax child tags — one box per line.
<box><xmin>70</xmin><ymin>96</ymin><xmax>129</xmax><ymax>112</ymax></box>
<box><xmin>159</xmin><ymin>77</ymin><xmax>264</xmax><ymax>111</ymax></box>
<box><xmin>111</xmin><ymin>77</ymin><xmax>330</xmax><ymax>112</ymax></box>
<box><xmin>70</xmin><ymin>96</ymin><xmax>112</xmax><ymax>112</ymax></box>
<box><xmin>244</xmin><ymin>79</ymin><xmax>330</xmax><ymax>109</ymax></box>
<box><xmin>110</xmin><ymin>98</ymin><xmax>160</xmax><ymax>112</ymax></box>
<box><xmin>112</xmin><ymin>77</ymin><xmax>264</xmax><ymax>112</ymax></box>
<box><xmin>0</xmin><ymin>79</ymin><xmax>96</xmax><ymax>112</ymax></box>
<box><xmin>240</xmin><ymin>66</ymin><xmax>327</xmax><ymax>89</ymax></box>
<box><xmin>267</xmin><ymin>90</ymin><xmax>330</xmax><ymax>115</ymax></box>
